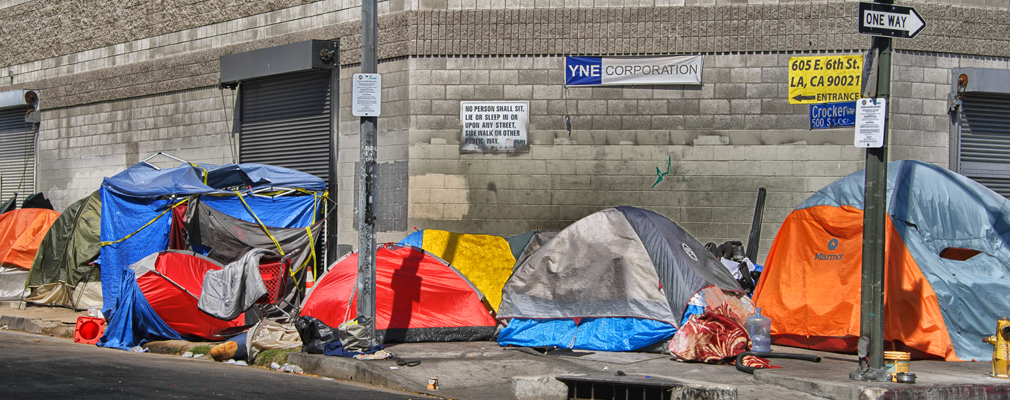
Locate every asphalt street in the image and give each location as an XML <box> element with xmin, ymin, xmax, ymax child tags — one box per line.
<box><xmin>0</xmin><ymin>330</ymin><xmax>430</xmax><ymax>400</ymax></box>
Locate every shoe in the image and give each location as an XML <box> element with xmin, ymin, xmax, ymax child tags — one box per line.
<box><xmin>209</xmin><ymin>341</ymin><xmax>238</xmax><ymax>361</ymax></box>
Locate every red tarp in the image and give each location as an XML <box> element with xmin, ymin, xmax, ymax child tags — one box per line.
<box><xmin>135</xmin><ymin>251</ymin><xmax>245</xmax><ymax>339</ymax></box>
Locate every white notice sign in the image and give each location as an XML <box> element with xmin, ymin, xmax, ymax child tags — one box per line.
<box><xmin>460</xmin><ymin>101</ymin><xmax>529</xmax><ymax>153</ymax></box>
<box><xmin>854</xmin><ymin>98</ymin><xmax>886</xmax><ymax>148</ymax></box>
<box><xmin>352</xmin><ymin>73</ymin><xmax>381</xmax><ymax>116</ymax></box>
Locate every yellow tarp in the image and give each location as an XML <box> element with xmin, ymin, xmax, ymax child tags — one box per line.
<box><xmin>421</xmin><ymin>230</ymin><xmax>515</xmax><ymax>312</ymax></box>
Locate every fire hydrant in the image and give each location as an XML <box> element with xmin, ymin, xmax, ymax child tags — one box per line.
<box><xmin>983</xmin><ymin>317</ymin><xmax>1010</xmax><ymax>379</ymax></box>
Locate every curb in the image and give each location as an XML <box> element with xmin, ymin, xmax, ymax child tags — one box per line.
<box><xmin>0</xmin><ymin>315</ymin><xmax>73</xmax><ymax>338</ymax></box>
<box><xmin>754</xmin><ymin>369</ymin><xmax>1010</xmax><ymax>400</ymax></box>
<box><xmin>288</xmin><ymin>352</ymin><xmax>421</xmax><ymax>392</ymax></box>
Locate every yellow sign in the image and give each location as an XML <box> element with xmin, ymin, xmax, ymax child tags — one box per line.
<box><xmin>788</xmin><ymin>55</ymin><xmax>864</xmax><ymax>104</ymax></box>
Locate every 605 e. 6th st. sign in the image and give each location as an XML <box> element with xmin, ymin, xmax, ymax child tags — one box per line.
<box><xmin>788</xmin><ymin>55</ymin><xmax>863</xmax><ymax>105</ymax></box>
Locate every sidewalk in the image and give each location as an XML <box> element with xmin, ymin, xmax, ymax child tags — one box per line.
<box><xmin>6</xmin><ymin>303</ymin><xmax>1010</xmax><ymax>400</ymax></box>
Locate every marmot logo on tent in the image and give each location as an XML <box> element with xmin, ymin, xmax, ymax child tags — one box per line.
<box><xmin>828</xmin><ymin>238</ymin><xmax>839</xmax><ymax>250</ymax></box>
<box><xmin>815</xmin><ymin>253</ymin><xmax>843</xmax><ymax>261</ymax></box>
<box><xmin>682</xmin><ymin>243</ymin><xmax>698</xmax><ymax>262</ymax></box>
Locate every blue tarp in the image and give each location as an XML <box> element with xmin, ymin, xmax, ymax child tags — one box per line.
<box><xmin>201</xmin><ymin>195</ymin><xmax>318</xmax><ymax>228</ymax></box>
<box><xmin>100</xmin><ymin>161</ymin><xmax>325</xmax><ymax>318</ymax></box>
<box><xmin>99</xmin><ymin>189</ymin><xmax>173</xmax><ymax>316</ymax></box>
<box><xmin>103</xmin><ymin>162</ymin><xmax>325</xmax><ymax>198</ymax></box>
<box><xmin>498</xmin><ymin>318</ymin><xmax>677</xmax><ymax>352</ymax></box>
<box><xmin>98</xmin><ymin>270</ymin><xmax>184</xmax><ymax>350</ymax></box>
<box><xmin>398</xmin><ymin>230</ymin><xmax>423</xmax><ymax>248</ymax></box>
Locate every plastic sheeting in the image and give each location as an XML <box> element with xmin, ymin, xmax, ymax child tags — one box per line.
<box><xmin>185</xmin><ymin>199</ymin><xmax>321</xmax><ymax>269</ymax></box>
<box><xmin>132</xmin><ymin>251</ymin><xmax>246</xmax><ymax>340</ymax></box>
<box><xmin>499</xmin><ymin>317</ymin><xmax>677</xmax><ymax>352</ymax></box>
<box><xmin>755</xmin><ymin>160</ymin><xmax>1010</xmax><ymax>361</ymax></box>
<box><xmin>98</xmin><ymin>269</ymin><xmax>185</xmax><ymax>350</ymax></box>
<box><xmin>99</xmin><ymin>188</ymin><xmax>173</xmax><ymax>316</ymax></box>
<box><xmin>200</xmin><ymin>195</ymin><xmax>319</xmax><ymax>229</ymax></box>
<box><xmin>102</xmin><ymin>162</ymin><xmax>324</xmax><ymax>198</ymax></box>
<box><xmin>301</xmin><ymin>244</ymin><xmax>496</xmax><ymax>343</ymax></box>
<box><xmin>415</xmin><ymin>229</ymin><xmax>515</xmax><ymax>312</ymax></box>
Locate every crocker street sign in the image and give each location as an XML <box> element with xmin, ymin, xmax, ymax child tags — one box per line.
<box><xmin>788</xmin><ymin>55</ymin><xmax>863</xmax><ymax>105</ymax></box>
<box><xmin>858</xmin><ymin>2</ymin><xmax>925</xmax><ymax>39</ymax></box>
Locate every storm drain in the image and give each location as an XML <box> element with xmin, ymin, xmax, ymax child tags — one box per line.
<box><xmin>556</xmin><ymin>374</ymin><xmax>682</xmax><ymax>400</ymax></box>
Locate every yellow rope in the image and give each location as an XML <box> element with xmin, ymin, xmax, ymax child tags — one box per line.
<box><xmin>100</xmin><ymin>198</ymin><xmax>191</xmax><ymax>247</ymax></box>
<box><xmin>234</xmin><ymin>191</ymin><xmax>284</xmax><ymax>255</ymax></box>
<box><xmin>291</xmin><ymin>226</ymin><xmax>318</xmax><ymax>283</ymax></box>
<box><xmin>188</xmin><ymin>162</ymin><xmax>208</xmax><ymax>184</ymax></box>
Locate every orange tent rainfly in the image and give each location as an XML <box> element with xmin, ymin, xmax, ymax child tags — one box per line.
<box><xmin>0</xmin><ymin>208</ymin><xmax>60</xmax><ymax>269</ymax></box>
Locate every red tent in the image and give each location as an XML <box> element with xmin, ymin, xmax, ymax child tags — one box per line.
<box><xmin>301</xmin><ymin>244</ymin><xmax>497</xmax><ymax>342</ymax></box>
<box><xmin>131</xmin><ymin>251</ymin><xmax>245</xmax><ymax>339</ymax></box>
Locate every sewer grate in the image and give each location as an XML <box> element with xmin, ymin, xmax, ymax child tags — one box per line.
<box><xmin>556</xmin><ymin>374</ymin><xmax>682</xmax><ymax>400</ymax></box>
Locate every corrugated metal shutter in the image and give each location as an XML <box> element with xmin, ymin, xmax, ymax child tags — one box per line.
<box><xmin>958</xmin><ymin>93</ymin><xmax>1010</xmax><ymax>197</ymax></box>
<box><xmin>0</xmin><ymin>108</ymin><xmax>34</xmax><ymax>202</ymax></box>
<box><xmin>239</xmin><ymin>70</ymin><xmax>331</xmax><ymax>180</ymax></box>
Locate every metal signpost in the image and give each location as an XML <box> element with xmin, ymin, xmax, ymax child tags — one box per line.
<box><xmin>850</xmin><ymin>0</ymin><xmax>922</xmax><ymax>382</ymax></box>
<box><xmin>356</xmin><ymin>0</ymin><xmax>379</xmax><ymax>348</ymax></box>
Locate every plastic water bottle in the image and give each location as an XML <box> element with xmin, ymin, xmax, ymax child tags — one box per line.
<box><xmin>746</xmin><ymin>308</ymin><xmax>772</xmax><ymax>353</ymax></box>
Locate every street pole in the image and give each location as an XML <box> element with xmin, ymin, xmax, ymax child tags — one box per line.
<box><xmin>356</xmin><ymin>0</ymin><xmax>378</xmax><ymax>348</ymax></box>
<box><xmin>852</xmin><ymin>0</ymin><xmax>891</xmax><ymax>382</ymax></box>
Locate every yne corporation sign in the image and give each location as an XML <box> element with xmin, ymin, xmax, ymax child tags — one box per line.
<box><xmin>565</xmin><ymin>56</ymin><xmax>703</xmax><ymax>86</ymax></box>
<box><xmin>858</xmin><ymin>2</ymin><xmax>925</xmax><ymax>39</ymax></box>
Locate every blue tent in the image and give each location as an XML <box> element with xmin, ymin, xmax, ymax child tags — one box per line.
<box><xmin>98</xmin><ymin>161</ymin><xmax>325</xmax><ymax>342</ymax></box>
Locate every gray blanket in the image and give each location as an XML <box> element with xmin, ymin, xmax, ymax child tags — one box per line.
<box><xmin>198</xmin><ymin>248</ymin><xmax>274</xmax><ymax>320</ymax></box>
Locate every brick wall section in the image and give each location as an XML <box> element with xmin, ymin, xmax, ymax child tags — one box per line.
<box><xmin>0</xmin><ymin>0</ymin><xmax>318</xmax><ymax>70</ymax></box>
<box><xmin>409</xmin><ymin>53</ymin><xmax>834</xmax><ymax>139</ymax></box>
<box><xmin>36</xmin><ymin>87</ymin><xmax>236</xmax><ymax>207</ymax></box>
<box><xmin>888</xmin><ymin>51</ymin><xmax>1010</xmax><ymax>169</ymax></box>
<box><xmin>405</xmin><ymin>142</ymin><xmax>864</xmax><ymax>261</ymax></box>
<box><xmin>4</xmin><ymin>4</ymin><xmax>1009</xmax><ymax>109</ymax></box>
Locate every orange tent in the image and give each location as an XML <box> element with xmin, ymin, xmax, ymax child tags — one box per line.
<box><xmin>0</xmin><ymin>208</ymin><xmax>61</xmax><ymax>269</ymax></box>
<box><xmin>755</xmin><ymin>161</ymin><xmax>1010</xmax><ymax>362</ymax></box>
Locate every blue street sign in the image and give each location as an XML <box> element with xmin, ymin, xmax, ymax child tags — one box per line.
<box><xmin>810</xmin><ymin>102</ymin><xmax>856</xmax><ymax>129</ymax></box>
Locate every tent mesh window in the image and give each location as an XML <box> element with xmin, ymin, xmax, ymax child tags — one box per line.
<box><xmin>0</xmin><ymin>107</ymin><xmax>34</xmax><ymax>201</ymax></box>
<box><xmin>956</xmin><ymin>92</ymin><xmax>1010</xmax><ymax>197</ymax></box>
<box><xmin>238</xmin><ymin>70</ymin><xmax>332</xmax><ymax>180</ymax></box>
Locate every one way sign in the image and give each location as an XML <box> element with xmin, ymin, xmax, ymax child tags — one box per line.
<box><xmin>858</xmin><ymin>2</ymin><xmax>925</xmax><ymax>39</ymax></box>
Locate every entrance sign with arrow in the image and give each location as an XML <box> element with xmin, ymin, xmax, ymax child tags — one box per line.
<box><xmin>788</xmin><ymin>54</ymin><xmax>863</xmax><ymax>105</ymax></box>
<box><xmin>858</xmin><ymin>2</ymin><xmax>925</xmax><ymax>39</ymax></box>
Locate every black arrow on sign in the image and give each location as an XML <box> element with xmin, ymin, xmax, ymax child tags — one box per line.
<box><xmin>793</xmin><ymin>94</ymin><xmax>816</xmax><ymax>102</ymax></box>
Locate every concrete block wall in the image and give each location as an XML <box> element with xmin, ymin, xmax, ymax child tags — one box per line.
<box><xmin>889</xmin><ymin>51</ymin><xmax>1010</xmax><ymax>169</ymax></box>
<box><xmin>418</xmin><ymin>0</ymin><xmax>1010</xmax><ymax>9</ymax></box>
<box><xmin>404</xmin><ymin>142</ymin><xmax>864</xmax><ymax>264</ymax></box>
<box><xmin>397</xmin><ymin>53</ymin><xmax>871</xmax><ymax>262</ymax></box>
<box><xmin>36</xmin><ymin>87</ymin><xmax>236</xmax><ymax>209</ymax></box>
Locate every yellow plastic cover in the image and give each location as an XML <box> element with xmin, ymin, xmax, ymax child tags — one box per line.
<box><xmin>422</xmin><ymin>230</ymin><xmax>516</xmax><ymax>312</ymax></box>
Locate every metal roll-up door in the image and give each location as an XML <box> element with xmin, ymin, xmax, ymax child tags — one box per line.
<box><xmin>239</xmin><ymin>70</ymin><xmax>331</xmax><ymax>179</ymax></box>
<box><xmin>957</xmin><ymin>93</ymin><xmax>1010</xmax><ymax>196</ymax></box>
<box><xmin>0</xmin><ymin>108</ymin><xmax>34</xmax><ymax>201</ymax></box>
